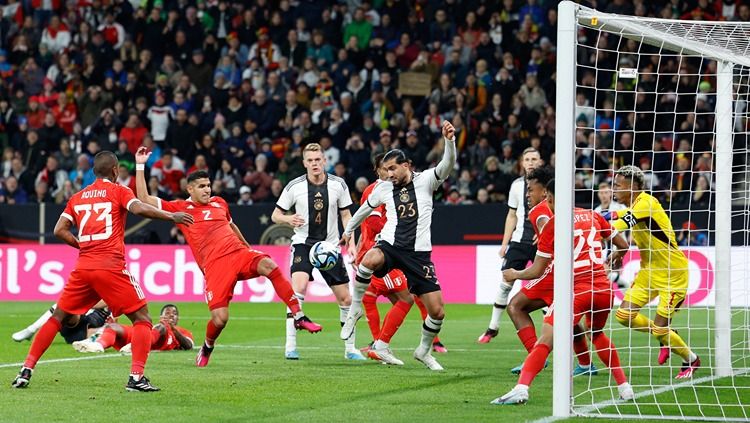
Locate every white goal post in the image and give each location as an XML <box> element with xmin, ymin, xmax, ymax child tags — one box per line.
<box><xmin>554</xmin><ymin>1</ymin><xmax>750</xmax><ymax>419</ymax></box>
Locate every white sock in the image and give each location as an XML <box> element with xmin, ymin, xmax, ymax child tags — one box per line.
<box><xmin>352</xmin><ymin>265</ymin><xmax>374</xmax><ymax>308</ymax></box>
<box><xmin>489</xmin><ymin>282</ymin><xmax>513</xmax><ymax>330</ymax></box>
<box><xmin>515</xmin><ymin>384</ymin><xmax>529</xmax><ymax>391</ymax></box>
<box><xmin>341</xmin><ymin>306</ymin><xmax>356</xmax><ymax>352</ymax></box>
<box><xmin>420</xmin><ymin>316</ymin><xmax>443</xmax><ymax>351</ymax></box>
<box><xmin>28</xmin><ymin>305</ymin><xmax>56</xmax><ymax>333</ymax></box>
<box><xmin>286</xmin><ymin>292</ymin><xmax>304</xmax><ymax>352</ymax></box>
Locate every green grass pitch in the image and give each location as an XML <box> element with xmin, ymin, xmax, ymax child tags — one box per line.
<box><xmin>0</xmin><ymin>302</ymin><xmax>747</xmax><ymax>422</ymax></box>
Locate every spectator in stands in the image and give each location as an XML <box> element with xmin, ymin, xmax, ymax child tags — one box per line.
<box><xmin>152</xmin><ymin>151</ymin><xmax>185</xmax><ymax>196</ymax></box>
<box><xmin>30</xmin><ymin>180</ymin><xmax>52</xmax><ymax>204</ymax></box>
<box><xmin>37</xmin><ymin>112</ymin><xmax>65</xmax><ymax>153</ymax></box>
<box><xmin>116</xmin><ymin>164</ymin><xmax>136</xmax><ymax>194</ymax></box>
<box><xmin>243</xmin><ymin>154</ymin><xmax>272</xmax><ymax>203</ymax></box>
<box><xmin>35</xmin><ymin>155</ymin><xmax>67</xmax><ymax>199</ymax></box>
<box><xmin>0</xmin><ymin>176</ymin><xmax>28</xmax><ymax>204</ymax></box>
<box><xmin>677</xmin><ymin>221</ymin><xmax>708</xmax><ymax>246</ymax></box>
<box><xmin>237</xmin><ymin>185</ymin><xmax>253</xmax><ymax>205</ymax></box>
<box><xmin>70</xmin><ymin>154</ymin><xmax>95</xmax><ymax>191</ymax></box>
<box><xmin>119</xmin><ymin>112</ymin><xmax>147</xmax><ymax>154</ymax></box>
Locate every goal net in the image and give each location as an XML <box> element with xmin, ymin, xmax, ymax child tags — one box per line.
<box><xmin>553</xmin><ymin>1</ymin><xmax>750</xmax><ymax>420</ymax></box>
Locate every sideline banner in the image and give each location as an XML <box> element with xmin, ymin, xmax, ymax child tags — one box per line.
<box><xmin>0</xmin><ymin>245</ymin><xmax>745</xmax><ymax>306</ymax></box>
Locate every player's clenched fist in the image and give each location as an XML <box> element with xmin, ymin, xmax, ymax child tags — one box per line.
<box><xmin>442</xmin><ymin>120</ymin><xmax>455</xmax><ymax>140</ymax></box>
<box><xmin>135</xmin><ymin>146</ymin><xmax>151</xmax><ymax>164</ymax></box>
<box><xmin>172</xmin><ymin>212</ymin><xmax>194</xmax><ymax>225</ymax></box>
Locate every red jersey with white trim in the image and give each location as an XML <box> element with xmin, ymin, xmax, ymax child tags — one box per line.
<box><xmin>61</xmin><ymin>178</ymin><xmax>138</xmax><ymax>270</ymax></box>
<box><xmin>152</xmin><ymin>326</ymin><xmax>193</xmax><ymax>351</ymax></box>
<box><xmin>159</xmin><ymin>196</ymin><xmax>245</xmax><ymax>270</ymax></box>
<box><xmin>528</xmin><ymin>201</ymin><xmax>552</xmax><ymax>236</ymax></box>
<box><xmin>536</xmin><ymin>208</ymin><xmax>614</xmax><ymax>293</ymax></box>
<box><xmin>356</xmin><ymin>180</ymin><xmax>387</xmax><ymax>264</ymax></box>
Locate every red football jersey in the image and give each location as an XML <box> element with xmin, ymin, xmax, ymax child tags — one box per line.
<box><xmin>356</xmin><ymin>181</ymin><xmax>387</xmax><ymax>265</ymax></box>
<box><xmin>61</xmin><ymin>178</ymin><xmax>138</xmax><ymax>270</ymax></box>
<box><xmin>152</xmin><ymin>326</ymin><xmax>193</xmax><ymax>351</ymax></box>
<box><xmin>159</xmin><ymin>196</ymin><xmax>245</xmax><ymax>270</ymax></box>
<box><xmin>528</xmin><ymin>201</ymin><xmax>552</xmax><ymax>237</ymax></box>
<box><xmin>536</xmin><ymin>208</ymin><xmax>614</xmax><ymax>292</ymax></box>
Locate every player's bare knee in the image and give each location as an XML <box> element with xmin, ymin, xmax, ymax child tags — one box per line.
<box><xmin>256</xmin><ymin>257</ymin><xmax>277</xmax><ymax>275</ymax></box>
<box><xmin>362</xmin><ymin>248</ymin><xmax>384</xmax><ymax>271</ymax></box>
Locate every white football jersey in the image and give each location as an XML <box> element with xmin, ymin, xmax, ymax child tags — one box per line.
<box><xmin>276</xmin><ymin>174</ymin><xmax>352</xmax><ymax>245</ymax></box>
<box><xmin>508</xmin><ymin>176</ymin><xmax>534</xmax><ymax>244</ymax></box>
<box><xmin>365</xmin><ymin>169</ymin><xmax>443</xmax><ymax>252</ymax></box>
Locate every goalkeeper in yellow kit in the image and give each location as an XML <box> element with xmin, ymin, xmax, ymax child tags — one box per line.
<box><xmin>607</xmin><ymin>165</ymin><xmax>700</xmax><ymax>379</ymax></box>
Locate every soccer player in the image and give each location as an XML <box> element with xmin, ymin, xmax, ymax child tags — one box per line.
<box><xmin>609</xmin><ymin>165</ymin><xmax>700</xmax><ymax>378</ymax></box>
<box><xmin>492</xmin><ymin>179</ymin><xmax>634</xmax><ymax>404</ymax></box>
<box><xmin>478</xmin><ymin>148</ymin><xmax>543</xmax><ymax>344</ymax></box>
<box><xmin>12</xmin><ymin>302</ymin><xmax>110</xmax><ymax>344</ymax></box>
<box><xmin>73</xmin><ymin>304</ymin><xmax>194</xmax><ymax>353</ymax></box>
<box><xmin>134</xmin><ymin>147</ymin><xmax>322</xmax><ymax>367</ymax></box>
<box><xmin>356</xmin><ymin>154</ymin><xmax>446</xmax><ymax>365</ymax></box>
<box><xmin>11</xmin><ymin>151</ymin><xmax>194</xmax><ymax>392</ymax></box>
<box><xmin>340</xmin><ymin>120</ymin><xmax>457</xmax><ymax>371</ymax></box>
<box><xmin>504</xmin><ymin>166</ymin><xmax>596</xmax><ymax>376</ymax></box>
<box><xmin>272</xmin><ymin>142</ymin><xmax>362</xmax><ymax>360</ymax></box>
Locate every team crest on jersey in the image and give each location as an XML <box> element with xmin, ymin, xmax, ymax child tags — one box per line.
<box><xmin>294</xmin><ymin>255</ymin><xmax>302</xmax><ymax>263</ymax></box>
<box><xmin>399</xmin><ymin>188</ymin><xmax>410</xmax><ymax>203</ymax></box>
<box><xmin>313</xmin><ymin>196</ymin><xmax>324</xmax><ymax>211</ymax></box>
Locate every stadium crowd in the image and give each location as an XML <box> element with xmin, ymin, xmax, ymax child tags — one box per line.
<box><xmin>0</xmin><ymin>0</ymin><xmax>743</xmax><ymax>208</ymax></box>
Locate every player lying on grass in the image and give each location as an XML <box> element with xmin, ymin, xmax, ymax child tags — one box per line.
<box><xmin>73</xmin><ymin>304</ymin><xmax>193</xmax><ymax>353</ymax></box>
<box><xmin>134</xmin><ymin>147</ymin><xmax>322</xmax><ymax>367</ymax></box>
<box><xmin>504</xmin><ymin>166</ymin><xmax>595</xmax><ymax>376</ymax></box>
<box><xmin>12</xmin><ymin>151</ymin><xmax>194</xmax><ymax>392</ymax></box>
<box><xmin>609</xmin><ymin>165</ymin><xmax>700</xmax><ymax>379</ymax></box>
<box><xmin>492</xmin><ymin>179</ymin><xmax>634</xmax><ymax>405</ymax></box>
<box><xmin>340</xmin><ymin>121</ymin><xmax>457</xmax><ymax>371</ymax></box>
<box><xmin>354</xmin><ymin>153</ymin><xmax>446</xmax><ymax>366</ymax></box>
<box><xmin>12</xmin><ymin>301</ymin><xmax>111</xmax><ymax>345</ymax></box>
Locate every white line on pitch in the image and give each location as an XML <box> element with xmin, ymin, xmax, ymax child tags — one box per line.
<box><xmin>0</xmin><ymin>353</ymin><xmax>123</xmax><ymax>369</ymax></box>
<box><xmin>529</xmin><ymin>368</ymin><xmax>750</xmax><ymax>423</ymax></box>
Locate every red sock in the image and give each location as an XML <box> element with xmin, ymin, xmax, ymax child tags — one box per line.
<box><xmin>415</xmin><ymin>295</ymin><xmax>429</xmax><ymax>319</ymax></box>
<box><xmin>592</xmin><ymin>333</ymin><xmax>627</xmax><ymax>385</ymax></box>
<box><xmin>97</xmin><ymin>327</ymin><xmax>117</xmax><ymax>349</ymax></box>
<box><xmin>267</xmin><ymin>267</ymin><xmax>300</xmax><ymax>314</ymax></box>
<box><xmin>573</xmin><ymin>334</ymin><xmax>592</xmax><ymax>367</ymax></box>
<box><xmin>205</xmin><ymin>320</ymin><xmax>224</xmax><ymax>347</ymax></box>
<box><xmin>518</xmin><ymin>343</ymin><xmax>551</xmax><ymax>387</ymax></box>
<box><xmin>363</xmin><ymin>294</ymin><xmax>380</xmax><ymax>340</ymax></box>
<box><xmin>378</xmin><ymin>301</ymin><xmax>412</xmax><ymax>343</ymax></box>
<box><xmin>517</xmin><ymin>325</ymin><xmax>538</xmax><ymax>352</ymax></box>
<box><xmin>23</xmin><ymin>318</ymin><xmax>62</xmax><ymax>369</ymax></box>
<box><xmin>130</xmin><ymin>321</ymin><xmax>153</xmax><ymax>376</ymax></box>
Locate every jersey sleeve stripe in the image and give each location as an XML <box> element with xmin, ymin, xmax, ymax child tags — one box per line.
<box><xmin>536</xmin><ymin>251</ymin><xmax>552</xmax><ymax>258</ymax></box>
<box><xmin>275</xmin><ymin>204</ymin><xmax>289</xmax><ymax>212</ymax></box>
<box><xmin>126</xmin><ymin>198</ymin><xmax>140</xmax><ymax>211</ymax></box>
<box><xmin>60</xmin><ymin>212</ymin><xmax>73</xmax><ymax>222</ymax></box>
<box><xmin>371</xmin><ymin>211</ymin><xmax>382</xmax><ymax>217</ymax></box>
<box><xmin>366</xmin><ymin>199</ymin><xmax>376</xmax><ymax>209</ymax></box>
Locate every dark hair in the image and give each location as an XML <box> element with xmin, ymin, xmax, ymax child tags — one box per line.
<box><xmin>372</xmin><ymin>152</ymin><xmax>386</xmax><ymax>170</ymax></box>
<box><xmin>382</xmin><ymin>148</ymin><xmax>409</xmax><ymax>165</ymax></box>
<box><xmin>160</xmin><ymin>304</ymin><xmax>178</xmax><ymax>315</ymax></box>
<box><xmin>187</xmin><ymin>170</ymin><xmax>210</xmax><ymax>183</ymax></box>
<box><xmin>93</xmin><ymin>151</ymin><xmax>118</xmax><ymax>177</ymax></box>
<box><xmin>527</xmin><ymin>166</ymin><xmax>554</xmax><ymax>187</ymax></box>
<box><xmin>546</xmin><ymin>179</ymin><xmax>555</xmax><ymax>196</ymax></box>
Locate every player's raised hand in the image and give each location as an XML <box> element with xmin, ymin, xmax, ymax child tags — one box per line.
<box><xmin>442</xmin><ymin>120</ymin><xmax>455</xmax><ymax>140</ymax></box>
<box><xmin>135</xmin><ymin>146</ymin><xmax>151</xmax><ymax>165</ymax></box>
<box><xmin>172</xmin><ymin>212</ymin><xmax>194</xmax><ymax>225</ymax></box>
<box><xmin>288</xmin><ymin>214</ymin><xmax>305</xmax><ymax>227</ymax></box>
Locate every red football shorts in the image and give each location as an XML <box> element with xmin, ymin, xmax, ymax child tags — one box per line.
<box><xmin>367</xmin><ymin>269</ymin><xmax>408</xmax><ymax>297</ymax></box>
<box><xmin>544</xmin><ymin>287</ymin><xmax>613</xmax><ymax>331</ymax></box>
<box><xmin>57</xmin><ymin>268</ymin><xmax>146</xmax><ymax>317</ymax></box>
<box><xmin>521</xmin><ymin>264</ymin><xmax>554</xmax><ymax>306</ymax></box>
<box><xmin>203</xmin><ymin>248</ymin><xmax>270</xmax><ymax>310</ymax></box>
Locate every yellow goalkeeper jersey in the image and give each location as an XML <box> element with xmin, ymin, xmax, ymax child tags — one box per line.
<box><xmin>612</xmin><ymin>192</ymin><xmax>688</xmax><ymax>272</ymax></box>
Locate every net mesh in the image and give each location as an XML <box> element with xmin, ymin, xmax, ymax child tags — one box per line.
<box><xmin>568</xmin><ymin>5</ymin><xmax>750</xmax><ymax>421</ymax></box>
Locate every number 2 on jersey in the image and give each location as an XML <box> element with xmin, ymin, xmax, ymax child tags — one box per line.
<box><xmin>74</xmin><ymin>202</ymin><xmax>113</xmax><ymax>242</ymax></box>
<box><xmin>203</xmin><ymin>210</ymin><xmax>212</xmax><ymax>220</ymax></box>
<box><xmin>572</xmin><ymin>228</ymin><xmax>604</xmax><ymax>269</ymax></box>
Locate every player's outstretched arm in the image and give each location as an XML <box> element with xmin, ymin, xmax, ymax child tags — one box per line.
<box><xmin>271</xmin><ymin>207</ymin><xmax>306</xmax><ymax>227</ymax></box>
<box><xmin>53</xmin><ymin>216</ymin><xmax>79</xmax><ymax>249</ymax></box>
<box><xmin>129</xmin><ymin>200</ymin><xmax>194</xmax><ymax>225</ymax></box>
<box><xmin>134</xmin><ymin>146</ymin><xmax>161</xmax><ymax>208</ymax></box>
<box><xmin>434</xmin><ymin>120</ymin><xmax>457</xmax><ymax>181</ymax></box>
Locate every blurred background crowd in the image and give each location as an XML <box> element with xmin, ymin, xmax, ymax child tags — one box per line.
<box><xmin>0</xmin><ymin>0</ymin><xmax>743</xmax><ymax>210</ymax></box>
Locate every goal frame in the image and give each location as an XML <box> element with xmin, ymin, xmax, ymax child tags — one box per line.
<box><xmin>554</xmin><ymin>1</ymin><xmax>735</xmax><ymax>418</ymax></box>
